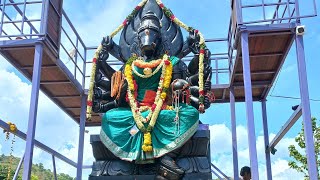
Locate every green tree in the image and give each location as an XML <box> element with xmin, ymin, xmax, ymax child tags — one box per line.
<box><xmin>288</xmin><ymin>117</ymin><xmax>320</xmax><ymax>179</ymax></box>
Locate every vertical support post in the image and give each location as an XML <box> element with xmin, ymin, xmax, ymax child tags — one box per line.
<box><xmin>235</xmin><ymin>0</ymin><xmax>243</xmax><ymax>24</ymax></box>
<box><xmin>215</xmin><ymin>59</ymin><xmax>219</xmax><ymax>84</ymax></box>
<box><xmin>230</xmin><ymin>86</ymin><xmax>239</xmax><ymax>180</ymax></box>
<box><xmin>52</xmin><ymin>155</ymin><xmax>57</xmax><ymax>180</ymax></box>
<box><xmin>20</xmin><ymin>0</ymin><xmax>27</xmax><ymax>34</ymax></box>
<box><xmin>82</xmin><ymin>47</ymin><xmax>87</xmax><ymax>88</ymax></box>
<box><xmin>295</xmin><ymin>34</ymin><xmax>318</xmax><ymax>179</ymax></box>
<box><xmin>240</xmin><ymin>31</ymin><xmax>259</xmax><ymax>180</ymax></box>
<box><xmin>76</xmin><ymin>95</ymin><xmax>87</xmax><ymax>180</ymax></box>
<box><xmin>261</xmin><ymin>99</ymin><xmax>272</xmax><ymax>180</ymax></box>
<box><xmin>13</xmin><ymin>154</ymin><xmax>24</xmax><ymax>180</ymax></box>
<box><xmin>0</xmin><ymin>0</ymin><xmax>7</xmax><ymax>36</ymax></box>
<box><xmin>23</xmin><ymin>42</ymin><xmax>44</xmax><ymax>179</ymax></box>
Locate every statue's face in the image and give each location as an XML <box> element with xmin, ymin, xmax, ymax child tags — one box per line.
<box><xmin>138</xmin><ymin>28</ymin><xmax>160</xmax><ymax>58</ymax></box>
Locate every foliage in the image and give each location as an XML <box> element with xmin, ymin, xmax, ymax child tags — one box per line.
<box><xmin>288</xmin><ymin>117</ymin><xmax>320</xmax><ymax>179</ymax></box>
<box><xmin>0</xmin><ymin>155</ymin><xmax>75</xmax><ymax>180</ymax></box>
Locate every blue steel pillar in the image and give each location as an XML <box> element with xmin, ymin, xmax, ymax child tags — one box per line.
<box><xmin>295</xmin><ymin>34</ymin><xmax>318</xmax><ymax>179</ymax></box>
<box><xmin>23</xmin><ymin>42</ymin><xmax>44</xmax><ymax>179</ymax></box>
<box><xmin>230</xmin><ymin>87</ymin><xmax>239</xmax><ymax>180</ymax></box>
<box><xmin>261</xmin><ymin>99</ymin><xmax>272</xmax><ymax>180</ymax></box>
<box><xmin>240</xmin><ymin>30</ymin><xmax>259</xmax><ymax>180</ymax></box>
<box><xmin>76</xmin><ymin>95</ymin><xmax>87</xmax><ymax>179</ymax></box>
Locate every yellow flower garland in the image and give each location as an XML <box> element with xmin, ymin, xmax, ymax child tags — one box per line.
<box><xmin>125</xmin><ymin>54</ymin><xmax>172</xmax><ymax>152</ymax></box>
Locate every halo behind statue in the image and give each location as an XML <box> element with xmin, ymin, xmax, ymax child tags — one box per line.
<box><xmin>119</xmin><ymin>0</ymin><xmax>184</xmax><ymax>59</ymax></box>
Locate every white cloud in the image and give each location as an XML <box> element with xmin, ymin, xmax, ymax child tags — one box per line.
<box><xmin>209</xmin><ymin>124</ymin><xmax>305</xmax><ymax>179</ymax></box>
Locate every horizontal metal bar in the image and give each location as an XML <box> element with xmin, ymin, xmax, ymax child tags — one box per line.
<box><xmin>66</xmin><ymin>107</ymin><xmax>81</xmax><ymax>110</ymax></box>
<box><xmin>40</xmin><ymin>80</ymin><xmax>71</xmax><ymax>84</ymax></box>
<box><xmin>250</xmin><ymin>31</ymin><xmax>293</xmax><ymax>37</ymax></box>
<box><xmin>211</xmin><ymin>84</ymin><xmax>229</xmax><ymax>89</ymax></box>
<box><xmin>0</xmin><ymin>1</ymin><xmax>42</xmax><ymax>6</ymax></box>
<box><xmin>233</xmin><ymin>80</ymin><xmax>271</xmax><ymax>87</ymax></box>
<box><xmin>239</xmin><ymin>52</ymin><xmax>283</xmax><ymax>58</ymax></box>
<box><xmin>235</xmin><ymin>71</ymin><xmax>276</xmax><ymax>76</ymax></box>
<box><xmin>52</xmin><ymin>95</ymin><xmax>80</xmax><ymax>98</ymax></box>
<box><xmin>268</xmin><ymin>104</ymin><xmax>302</xmax><ymax>154</ymax></box>
<box><xmin>243</xmin><ymin>14</ymin><xmax>317</xmax><ymax>25</ymax></box>
<box><xmin>82</xmin><ymin>165</ymin><xmax>93</xmax><ymax>169</ymax></box>
<box><xmin>0</xmin><ymin>118</ymin><xmax>77</xmax><ymax>167</ymax></box>
<box><xmin>205</xmin><ymin>38</ymin><xmax>228</xmax><ymax>42</ymax></box>
<box><xmin>21</xmin><ymin>64</ymin><xmax>57</xmax><ymax>69</ymax></box>
<box><xmin>2</xmin><ymin>19</ymin><xmax>41</xmax><ymax>24</ymax></box>
<box><xmin>242</xmin><ymin>1</ymin><xmax>295</xmax><ymax>8</ymax></box>
<box><xmin>0</xmin><ymin>34</ymin><xmax>45</xmax><ymax>38</ymax></box>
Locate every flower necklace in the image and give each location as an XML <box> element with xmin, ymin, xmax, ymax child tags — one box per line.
<box><xmin>132</xmin><ymin>59</ymin><xmax>164</xmax><ymax>78</ymax></box>
<box><xmin>125</xmin><ymin>54</ymin><xmax>172</xmax><ymax>152</ymax></box>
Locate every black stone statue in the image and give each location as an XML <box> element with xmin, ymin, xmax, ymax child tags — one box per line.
<box><xmin>89</xmin><ymin>0</ymin><xmax>212</xmax><ymax>179</ymax></box>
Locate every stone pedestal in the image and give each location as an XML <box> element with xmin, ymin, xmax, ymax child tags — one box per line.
<box><xmin>89</xmin><ymin>124</ymin><xmax>211</xmax><ymax>180</ymax></box>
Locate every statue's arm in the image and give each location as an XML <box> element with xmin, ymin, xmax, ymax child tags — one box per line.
<box><xmin>101</xmin><ymin>36</ymin><xmax>127</xmax><ymax>63</ymax></box>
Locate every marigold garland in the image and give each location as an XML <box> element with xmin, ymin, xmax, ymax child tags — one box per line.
<box><xmin>4</xmin><ymin>122</ymin><xmax>17</xmax><ymax>180</ymax></box>
<box><xmin>125</xmin><ymin>54</ymin><xmax>172</xmax><ymax>152</ymax></box>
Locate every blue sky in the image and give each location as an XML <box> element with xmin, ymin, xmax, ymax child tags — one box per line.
<box><xmin>0</xmin><ymin>0</ymin><xmax>319</xmax><ymax>179</ymax></box>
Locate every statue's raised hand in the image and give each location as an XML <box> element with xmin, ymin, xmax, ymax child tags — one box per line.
<box><xmin>187</xmin><ymin>29</ymin><xmax>200</xmax><ymax>54</ymax></box>
<box><xmin>101</xmin><ymin>36</ymin><xmax>114</xmax><ymax>51</ymax></box>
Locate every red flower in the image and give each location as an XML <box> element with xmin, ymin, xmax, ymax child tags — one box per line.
<box><xmin>151</xmin><ymin>104</ymin><xmax>156</xmax><ymax>111</ymax></box>
<box><xmin>200</xmin><ymin>49</ymin><xmax>205</xmax><ymax>54</ymax></box>
<box><xmin>135</xmin><ymin>6</ymin><xmax>141</xmax><ymax>10</ymax></box>
<box><xmin>195</xmin><ymin>29</ymin><xmax>199</xmax><ymax>34</ymax></box>
<box><xmin>159</xmin><ymin>3</ymin><xmax>164</xmax><ymax>8</ymax></box>
<box><xmin>122</xmin><ymin>19</ymin><xmax>128</xmax><ymax>26</ymax></box>
<box><xmin>170</xmin><ymin>15</ymin><xmax>175</xmax><ymax>21</ymax></box>
<box><xmin>164</xmin><ymin>60</ymin><xmax>170</xmax><ymax>65</ymax></box>
<box><xmin>199</xmin><ymin>90</ymin><xmax>205</xmax><ymax>95</ymax></box>
<box><xmin>92</xmin><ymin>58</ymin><xmax>97</xmax><ymax>63</ymax></box>
<box><xmin>87</xmin><ymin>101</ymin><xmax>93</xmax><ymax>106</ymax></box>
<box><xmin>125</xmin><ymin>93</ymin><xmax>129</xmax><ymax>102</ymax></box>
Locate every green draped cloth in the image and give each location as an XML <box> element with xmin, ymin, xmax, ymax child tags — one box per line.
<box><xmin>100</xmin><ymin>57</ymin><xmax>199</xmax><ymax>163</ymax></box>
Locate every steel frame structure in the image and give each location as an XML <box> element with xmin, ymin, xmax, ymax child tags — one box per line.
<box><xmin>0</xmin><ymin>0</ymin><xmax>318</xmax><ymax>179</ymax></box>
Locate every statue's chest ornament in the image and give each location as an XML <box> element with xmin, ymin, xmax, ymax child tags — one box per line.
<box><xmin>132</xmin><ymin>58</ymin><xmax>164</xmax><ymax>78</ymax></box>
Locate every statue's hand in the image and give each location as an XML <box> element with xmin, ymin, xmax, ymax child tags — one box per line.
<box><xmin>205</xmin><ymin>79</ymin><xmax>211</xmax><ymax>91</ymax></box>
<box><xmin>98</xmin><ymin>49</ymin><xmax>109</xmax><ymax>62</ymax></box>
<box><xmin>187</xmin><ymin>30</ymin><xmax>200</xmax><ymax>54</ymax></box>
<box><xmin>101</xmin><ymin>36</ymin><xmax>114</xmax><ymax>51</ymax></box>
<box><xmin>204</xmin><ymin>96</ymin><xmax>211</xmax><ymax>109</ymax></box>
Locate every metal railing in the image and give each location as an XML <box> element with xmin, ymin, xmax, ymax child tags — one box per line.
<box><xmin>85</xmin><ymin>38</ymin><xmax>231</xmax><ymax>87</ymax></box>
<box><xmin>234</xmin><ymin>0</ymin><xmax>317</xmax><ymax>25</ymax></box>
<box><xmin>60</xmin><ymin>9</ymin><xmax>87</xmax><ymax>88</ymax></box>
<box><xmin>0</xmin><ymin>0</ymin><xmax>45</xmax><ymax>40</ymax></box>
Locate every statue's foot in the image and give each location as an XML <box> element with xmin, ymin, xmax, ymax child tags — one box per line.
<box><xmin>160</xmin><ymin>155</ymin><xmax>184</xmax><ymax>175</ymax></box>
<box><xmin>157</xmin><ymin>155</ymin><xmax>184</xmax><ymax>180</ymax></box>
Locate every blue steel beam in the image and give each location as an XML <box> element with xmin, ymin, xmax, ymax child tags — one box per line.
<box><xmin>23</xmin><ymin>42</ymin><xmax>44</xmax><ymax>179</ymax></box>
<box><xmin>0</xmin><ymin>119</ymin><xmax>77</xmax><ymax>167</ymax></box>
<box><xmin>269</xmin><ymin>104</ymin><xmax>302</xmax><ymax>152</ymax></box>
<box><xmin>230</xmin><ymin>87</ymin><xmax>239</xmax><ymax>180</ymax></box>
<box><xmin>13</xmin><ymin>154</ymin><xmax>24</xmax><ymax>180</ymax></box>
<box><xmin>261</xmin><ymin>100</ymin><xmax>272</xmax><ymax>180</ymax></box>
<box><xmin>240</xmin><ymin>30</ymin><xmax>259</xmax><ymax>180</ymax></box>
<box><xmin>295</xmin><ymin>33</ymin><xmax>319</xmax><ymax>179</ymax></box>
<box><xmin>76</xmin><ymin>95</ymin><xmax>87</xmax><ymax>179</ymax></box>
